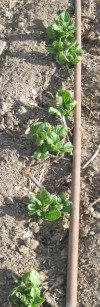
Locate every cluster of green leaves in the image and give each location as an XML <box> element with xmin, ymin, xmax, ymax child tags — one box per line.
<box><xmin>29</xmin><ymin>122</ymin><xmax>73</xmax><ymax>159</ymax></box>
<box><xmin>9</xmin><ymin>269</ymin><xmax>45</xmax><ymax>307</ymax></box>
<box><xmin>49</xmin><ymin>89</ymin><xmax>76</xmax><ymax>117</ymax></box>
<box><xmin>28</xmin><ymin>188</ymin><xmax>73</xmax><ymax>221</ymax></box>
<box><xmin>47</xmin><ymin>11</ymin><xmax>83</xmax><ymax>65</ymax></box>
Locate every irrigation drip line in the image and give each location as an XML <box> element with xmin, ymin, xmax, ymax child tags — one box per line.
<box><xmin>66</xmin><ymin>1</ymin><xmax>81</xmax><ymax>306</ymax></box>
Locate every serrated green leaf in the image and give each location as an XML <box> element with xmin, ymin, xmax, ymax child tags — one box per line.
<box><xmin>63</xmin><ymin>201</ymin><xmax>73</xmax><ymax>213</ymax></box>
<box><xmin>36</xmin><ymin>297</ymin><xmax>45</xmax><ymax>304</ymax></box>
<box><xmin>29</xmin><ymin>270</ymin><xmax>40</xmax><ymax>286</ymax></box>
<box><xmin>38</xmin><ymin>188</ymin><xmax>50</xmax><ymax>206</ymax></box>
<box><xmin>52</xmin><ymin>23</ymin><xmax>61</xmax><ymax>32</ymax></box>
<box><xmin>45</xmin><ymin>208</ymin><xmax>61</xmax><ymax>220</ymax></box>
<box><xmin>55</xmin><ymin>124</ymin><xmax>68</xmax><ymax>136</ymax></box>
<box><xmin>52</xmin><ymin>140</ymin><xmax>64</xmax><ymax>151</ymax></box>
<box><xmin>55</xmin><ymin>89</ymin><xmax>76</xmax><ymax>116</ymax></box>
<box><xmin>59</xmin><ymin>11</ymin><xmax>70</xmax><ymax>23</ymax></box>
<box><xmin>28</xmin><ymin>203</ymin><xmax>39</xmax><ymax>216</ymax></box>
<box><xmin>60</xmin><ymin>192</ymin><xmax>67</xmax><ymax>204</ymax></box>
<box><xmin>61</xmin><ymin>142</ymin><xmax>73</xmax><ymax>154</ymax></box>
<box><xmin>29</xmin><ymin>194</ymin><xmax>41</xmax><ymax>205</ymax></box>
<box><xmin>30</xmin><ymin>287</ymin><xmax>34</xmax><ymax>299</ymax></box>
<box><xmin>34</xmin><ymin>149</ymin><xmax>49</xmax><ymax>160</ymax></box>
<box><xmin>49</xmin><ymin>106</ymin><xmax>61</xmax><ymax>117</ymax></box>
<box><xmin>22</xmin><ymin>272</ymin><xmax>30</xmax><ymax>284</ymax></box>
<box><xmin>34</xmin><ymin>286</ymin><xmax>41</xmax><ymax>299</ymax></box>
<box><xmin>58</xmin><ymin>51</ymin><xmax>67</xmax><ymax>64</ymax></box>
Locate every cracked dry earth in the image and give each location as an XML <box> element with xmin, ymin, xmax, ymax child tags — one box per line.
<box><xmin>0</xmin><ymin>0</ymin><xmax>100</xmax><ymax>306</ymax></box>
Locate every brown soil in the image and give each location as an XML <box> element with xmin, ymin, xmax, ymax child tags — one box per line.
<box><xmin>0</xmin><ymin>1</ymin><xmax>100</xmax><ymax>306</ymax></box>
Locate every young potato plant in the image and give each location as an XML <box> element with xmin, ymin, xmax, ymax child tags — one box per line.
<box><xmin>49</xmin><ymin>89</ymin><xmax>76</xmax><ymax>118</ymax></box>
<box><xmin>47</xmin><ymin>11</ymin><xmax>83</xmax><ymax>65</ymax></box>
<box><xmin>47</xmin><ymin>11</ymin><xmax>75</xmax><ymax>41</ymax></box>
<box><xmin>29</xmin><ymin>122</ymin><xmax>73</xmax><ymax>159</ymax></box>
<box><xmin>28</xmin><ymin>188</ymin><xmax>73</xmax><ymax>221</ymax></box>
<box><xmin>9</xmin><ymin>269</ymin><xmax>45</xmax><ymax>307</ymax></box>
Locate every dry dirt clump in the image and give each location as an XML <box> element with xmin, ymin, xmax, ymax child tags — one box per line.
<box><xmin>0</xmin><ymin>0</ymin><xmax>100</xmax><ymax>306</ymax></box>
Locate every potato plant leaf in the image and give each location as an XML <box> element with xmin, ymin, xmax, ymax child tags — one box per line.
<box><xmin>28</xmin><ymin>188</ymin><xmax>73</xmax><ymax>221</ymax></box>
<box><xmin>47</xmin><ymin>11</ymin><xmax>75</xmax><ymax>40</ymax></box>
<box><xmin>9</xmin><ymin>269</ymin><xmax>45</xmax><ymax>306</ymax></box>
<box><xmin>47</xmin><ymin>11</ymin><xmax>83</xmax><ymax>65</ymax></box>
<box><xmin>49</xmin><ymin>89</ymin><xmax>76</xmax><ymax>118</ymax></box>
<box><xmin>29</xmin><ymin>122</ymin><xmax>73</xmax><ymax>159</ymax></box>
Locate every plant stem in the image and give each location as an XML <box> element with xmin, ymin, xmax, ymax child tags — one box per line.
<box><xmin>59</xmin><ymin>114</ymin><xmax>69</xmax><ymax>141</ymax></box>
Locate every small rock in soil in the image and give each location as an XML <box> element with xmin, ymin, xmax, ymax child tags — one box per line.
<box><xmin>18</xmin><ymin>245</ymin><xmax>29</xmax><ymax>254</ymax></box>
<box><xmin>30</xmin><ymin>238</ymin><xmax>39</xmax><ymax>250</ymax></box>
<box><xmin>30</xmin><ymin>221</ymin><xmax>40</xmax><ymax>233</ymax></box>
<box><xmin>61</xmin><ymin>248</ymin><xmax>67</xmax><ymax>259</ymax></box>
<box><xmin>23</xmin><ymin>228</ymin><xmax>33</xmax><ymax>241</ymax></box>
<box><xmin>5</xmin><ymin>112</ymin><xmax>14</xmax><ymax>129</ymax></box>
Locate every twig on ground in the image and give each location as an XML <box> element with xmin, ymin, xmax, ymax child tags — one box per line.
<box><xmin>91</xmin><ymin>197</ymin><xmax>100</xmax><ymax>207</ymax></box>
<box><xmin>62</xmin><ymin>115</ymin><xmax>67</xmax><ymax>128</ymax></box>
<box><xmin>9</xmin><ymin>0</ymin><xmax>12</xmax><ymax>9</ymax></box>
<box><xmin>83</xmin><ymin>144</ymin><xmax>100</xmax><ymax>169</ymax></box>
<box><xmin>38</xmin><ymin>162</ymin><xmax>47</xmax><ymax>183</ymax></box>
<box><xmin>30</xmin><ymin>162</ymin><xmax>47</xmax><ymax>193</ymax></box>
<box><xmin>50</xmin><ymin>154</ymin><xmax>67</xmax><ymax>161</ymax></box>
<box><xmin>46</xmin><ymin>91</ymin><xmax>54</xmax><ymax>99</ymax></box>
<box><xmin>0</xmin><ymin>41</ymin><xmax>7</xmax><ymax>56</ymax></box>
<box><xmin>82</xmin><ymin>15</ymin><xmax>94</xmax><ymax>20</ymax></box>
<box><xmin>60</xmin><ymin>115</ymin><xmax>69</xmax><ymax>142</ymax></box>
<box><xmin>30</xmin><ymin>175</ymin><xmax>43</xmax><ymax>189</ymax></box>
<box><xmin>82</xmin><ymin>104</ymin><xmax>96</xmax><ymax>119</ymax></box>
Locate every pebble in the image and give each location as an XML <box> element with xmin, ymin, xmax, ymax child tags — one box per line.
<box><xmin>61</xmin><ymin>248</ymin><xmax>67</xmax><ymax>259</ymax></box>
<box><xmin>30</xmin><ymin>222</ymin><xmax>40</xmax><ymax>233</ymax></box>
<box><xmin>5</xmin><ymin>112</ymin><xmax>14</xmax><ymax>129</ymax></box>
<box><xmin>0</xmin><ymin>25</ymin><xmax>5</xmax><ymax>33</ymax></box>
<box><xmin>0</xmin><ymin>255</ymin><xmax>4</xmax><ymax>260</ymax></box>
<box><xmin>23</xmin><ymin>228</ymin><xmax>32</xmax><ymax>241</ymax></box>
<box><xmin>19</xmin><ymin>106</ymin><xmax>27</xmax><ymax>114</ymax></box>
<box><xmin>32</xmin><ymin>88</ymin><xmax>38</xmax><ymax>100</ymax></box>
<box><xmin>19</xmin><ymin>245</ymin><xmax>28</xmax><ymax>254</ymax></box>
<box><xmin>30</xmin><ymin>239</ymin><xmax>39</xmax><ymax>250</ymax></box>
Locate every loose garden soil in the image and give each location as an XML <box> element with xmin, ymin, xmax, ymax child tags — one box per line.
<box><xmin>0</xmin><ymin>1</ymin><xmax>99</xmax><ymax>306</ymax></box>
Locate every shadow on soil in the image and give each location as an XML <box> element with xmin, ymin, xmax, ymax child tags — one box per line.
<box><xmin>0</xmin><ymin>199</ymin><xmax>69</xmax><ymax>305</ymax></box>
<box><xmin>42</xmin><ymin>156</ymin><xmax>72</xmax><ymax>194</ymax></box>
<box><xmin>1</xmin><ymin>152</ymin><xmax>72</xmax><ymax>221</ymax></box>
<box><xmin>34</xmin><ymin>219</ymin><xmax>68</xmax><ymax>306</ymax></box>
<box><xmin>0</xmin><ymin>195</ymin><xmax>29</xmax><ymax>221</ymax></box>
<box><xmin>0</xmin><ymin>268</ymin><xmax>16</xmax><ymax>306</ymax></box>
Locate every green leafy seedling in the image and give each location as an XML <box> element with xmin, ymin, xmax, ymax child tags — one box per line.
<box><xmin>47</xmin><ymin>11</ymin><xmax>83</xmax><ymax>65</ymax></box>
<box><xmin>9</xmin><ymin>269</ymin><xmax>45</xmax><ymax>307</ymax></box>
<box><xmin>47</xmin><ymin>11</ymin><xmax>75</xmax><ymax>41</ymax></box>
<box><xmin>29</xmin><ymin>122</ymin><xmax>73</xmax><ymax>159</ymax></box>
<box><xmin>48</xmin><ymin>38</ymin><xmax>83</xmax><ymax>65</ymax></box>
<box><xmin>28</xmin><ymin>188</ymin><xmax>73</xmax><ymax>220</ymax></box>
<box><xmin>49</xmin><ymin>89</ymin><xmax>76</xmax><ymax>118</ymax></box>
